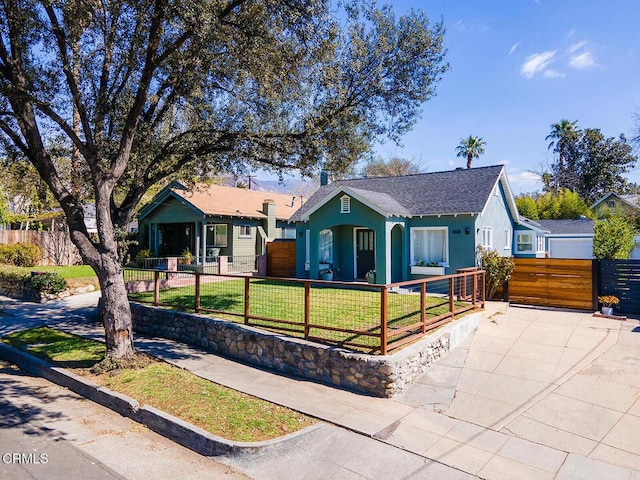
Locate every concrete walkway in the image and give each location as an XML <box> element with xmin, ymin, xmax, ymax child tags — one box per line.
<box><xmin>2</xmin><ymin>293</ymin><xmax>640</xmax><ymax>479</ymax></box>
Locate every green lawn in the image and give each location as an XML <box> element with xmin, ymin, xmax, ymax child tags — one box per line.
<box><xmin>4</xmin><ymin>264</ymin><xmax>97</xmax><ymax>279</ymax></box>
<box><xmin>128</xmin><ymin>278</ymin><xmax>471</xmax><ymax>352</ymax></box>
<box><xmin>2</xmin><ymin>327</ymin><xmax>316</xmax><ymax>442</ymax></box>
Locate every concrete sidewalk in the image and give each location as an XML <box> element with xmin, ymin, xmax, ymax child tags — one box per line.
<box><xmin>2</xmin><ymin>293</ymin><xmax>640</xmax><ymax>479</ymax></box>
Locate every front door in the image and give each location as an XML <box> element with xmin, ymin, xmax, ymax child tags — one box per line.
<box><xmin>356</xmin><ymin>229</ymin><xmax>375</xmax><ymax>279</ymax></box>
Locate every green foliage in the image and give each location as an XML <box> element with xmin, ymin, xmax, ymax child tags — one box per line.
<box><xmin>515</xmin><ymin>195</ymin><xmax>539</xmax><ymax>219</ymax></box>
<box><xmin>544</xmin><ymin>122</ymin><xmax>637</xmax><ymax>203</ymax></box>
<box><xmin>0</xmin><ymin>243</ymin><xmax>43</xmax><ymax>267</ymax></box>
<box><xmin>25</xmin><ymin>272</ymin><xmax>68</xmax><ymax>294</ymax></box>
<box><xmin>455</xmin><ymin>135</ymin><xmax>486</xmax><ymax>169</ymax></box>
<box><xmin>477</xmin><ymin>246</ymin><xmax>515</xmax><ymax>299</ymax></box>
<box><xmin>135</xmin><ymin>249</ymin><xmax>152</xmax><ymax>268</ymax></box>
<box><xmin>593</xmin><ymin>218</ymin><xmax>636</xmax><ymax>260</ymax></box>
<box><xmin>516</xmin><ymin>190</ymin><xmax>593</xmax><ymax>220</ymax></box>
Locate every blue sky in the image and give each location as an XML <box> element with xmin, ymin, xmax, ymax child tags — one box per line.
<box><xmin>372</xmin><ymin>0</ymin><xmax>640</xmax><ymax>194</ymax></box>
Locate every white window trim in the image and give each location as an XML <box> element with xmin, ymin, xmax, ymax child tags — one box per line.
<box><xmin>537</xmin><ymin>235</ymin><xmax>546</xmax><ymax>253</ymax></box>
<box><xmin>340</xmin><ymin>195</ymin><xmax>351</xmax><ymax>214</ymax></box>
<box><xmin>305</xmin><ymin>229</ymin><xmax>310</xmax><ymax>270</ymax></box>
<box><xmin>481</xmin><ymin>227</ymin><xmax>493</xmax><ymax>250</ymax></box>
<box><xmin>238</xmin><ymin>224</ymin><xmax>252</xmax><ymax>238</ymax></box>
<box><xmin>409</xmin><ymin>227</ymin><xmax>449</xmax><ymax>266</ymax></box>
<box><xmin>211</xmin><ymin>224</ymin><xmax>228</xmax><ymax>247</ymax></box>
<box><xmin>504</xmin><ymin>228</ymin><xmax>512</xmax><ymax>250</ymax></box>
<box><xmin>319</xmin><ymin>228</ymin><xmax>333</xmax><ymax>264</ymax></box>
<box><xmin>515</xmin><ymin>232</ymin><xmax>534</xmax><ymax>254</ymax></box>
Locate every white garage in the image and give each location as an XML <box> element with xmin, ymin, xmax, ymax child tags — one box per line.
<box><xmin>548</xmin><ymin>237</ymin><xmax>594</xmax><ymax>259</ymax></box>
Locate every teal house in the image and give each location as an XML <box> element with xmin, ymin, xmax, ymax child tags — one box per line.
<box><xmin>289</xmin><ymin>165</ymin><xmax>521</xmax><ymax>283</ymax></box>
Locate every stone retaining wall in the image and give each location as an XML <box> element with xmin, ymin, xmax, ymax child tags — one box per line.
<box><xmin>0</xmin><ymin>276</ymin><xmax>96</xmax><ymax>303</ymax></box>
<box><xmin>130</xmin><ymin>303</ymin><xmax>472</xmax><ymax>397</ymax></box>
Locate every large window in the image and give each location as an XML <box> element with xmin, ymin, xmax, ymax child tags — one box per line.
<box><xmin>209</xmin><ymin>224</ymin><xmax>228</xmax><ymax>247</ymax></box>
<box><xmin>319</xmin><ymin>229</ymin><xmax>333</xmax><ymax>264</ymax></box>
<box><xmin>410</xmin><ymin>227</ymin><xmax>448</xmax><ymax>265</ymax></box>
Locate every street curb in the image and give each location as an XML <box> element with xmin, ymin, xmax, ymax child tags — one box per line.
<box><xmin>0</xmin><ymin>341</ymin><xmax>322</xmax><ymax>458</ymax></box>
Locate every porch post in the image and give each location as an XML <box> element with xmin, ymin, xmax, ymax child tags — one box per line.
<box><xmin>195</xmin><ymin>222</ymin><xmax>201</xmax><ymax>264</ymax></box>
<box><xmin>201</xmin><ymin>220</ymin><xmax>207</xmax><ymax>265</ymax></box>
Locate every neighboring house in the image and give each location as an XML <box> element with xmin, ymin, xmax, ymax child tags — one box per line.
<box><xmin>514</xmin><ymin>217</ymin><xmax>595</xmax><ymax>259</ymax></box>
<box><xmin>137</xmin><ymin>182</ymin><xmax>299</xmax><ymax>263</ymax></box>
<box><xmin>591</xmin><ymin>192</ymin><xmax>640</xmax><ymax>259</ymax></box>
<box><xmin>591</xmin><ymin>192</ymin><xmax>640</xmax><ymax>218</ymax></box>
<box><xmin>288</xmin><ymin>165</ymin><xmax>520</xmax><ymax>284</ymax></box>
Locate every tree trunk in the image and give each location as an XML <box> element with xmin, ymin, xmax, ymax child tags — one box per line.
<box><xmin>467</xmin><ymin>154</ymin><xmax>472</xmax><ymax>169</ymax></box>
<box><xmin>94</xmin><ymin>253</ymin><xmax>135</xmax><ymax>359</ymax></box>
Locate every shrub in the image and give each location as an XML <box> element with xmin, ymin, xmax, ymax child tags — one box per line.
<box><xmin>25</xmin><ymin>272</ymin><xmax>67</xmax><ymax>294</ymax></box>
<box><xmin>0</xmin><ymin>243</ymin><xmax>43</xmax><ymax>267</ymax></box>
<box><xmin>593</xmin><ymin>218</ymin><xmax>636</xmax><ymax>260</ymax></box>
<box><xmin>477</xmin><ymin>246</ymin><xmax>515</xmax><ymax>299</ymax></box>
<box><xmin>135</xmin><ymin>249</ymin><xmax>152</xmax><ymax>267</ymax></box>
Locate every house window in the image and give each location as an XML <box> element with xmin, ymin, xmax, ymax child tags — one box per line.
<box><xmin>481</xmin><ymin>227</ymin><xmax>493</xmax><ymax>249</ymax></box>
<box><xmin>410</xmin><ymin>227</ymin><xmax>448</xmax><ymax>266</ymax></box>
<box><xmin>504</xmin><ymin>228</ymin><xmax>511</xmax><ymax>250</ymax></box>
<box><xmin>319</xmin><ymin>229</ymin><xmax>333</xmax><ymax>264</ymax></box>
<box><xmin>210</xmin><ymin>224</ymin><xmax>228</xmax><ymax>247</ymax></box>
<box><xmin>340</xmin><ymin>195</ymin><xmax>351</xmax><ymax>214</ymax></box>
<box><xmin>281</xmin><ymin>225</ymin><xmax>296</xmax><ymax>239</ymax></box>
<box><xmin>516</xmin><ymin>232</ymin><xmax>534</xmax><ymax>253</ymax></box>
<box><xmin>537</xmin><ymin>235</ymin><xmax>545</xmax><ymax>253</ymax></box>
<box><xmin>238</xmin><ymin>225</ymin><xmax>252</xmax><ymax>238</ymax></box>
<box><xmin>607</xmin><ymin>200</ymin><xmax>615</xmax><ymax>208</ymax></box>
<box><xmin>305</xmin><ymin>229</ymin><xmax>310</xmax><ymax>270</ymax></box>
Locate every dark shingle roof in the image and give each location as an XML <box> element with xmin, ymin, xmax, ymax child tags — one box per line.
<box><xmin>536</xmin><ymin>219</ymin><xmax>594</xmax><ymax>235</ymax></box>
<box><xmin>290</xmin><ymin>165</ymin><xmax>507</xmax><ymax>221</ymax></box>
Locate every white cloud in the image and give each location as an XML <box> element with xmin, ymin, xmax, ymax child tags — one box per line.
<box><xmin>543</xmin><ymin>69</ymin><xmax>565</xmax><ymax>79</ymax></box>
<box><xmin>507</xmin><ymin>170</ymin><xmax>543</xmax><ymax>194</ymax></box>
<box><xmin>568</xmin><ymin>40</ymin><xmax>588</xmax><ymax>54</ymax></box>
<box><xmin>567</xmin><ymin>40</ymin><xmax>597</xmax><ymax>69</ymax></box>
<box><xmin>569</xmin><ymin>51</ymin><xmax>596</xmax><ymax>69</ymax></box>
<box><xmin>509</xmin><ymin>43</ymin><xmax>520</xmax><ymax>55</ymax></box>
<box><xmin>520</xmin><ymin>51</ymin><xmax>557</xmax><ymax>79</ymax></box>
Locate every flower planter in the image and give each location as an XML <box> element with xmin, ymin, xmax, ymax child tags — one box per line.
<box><xmin>601</xmin><ymin>306</ymin><xmax>614</xmax><ymax>316</ymax></box>
<box><xmin>410</xmin><ymin>265</ymin><xmax>445</xmax><ymax>275</ymax></box>
<box><xmin>320</xmin><ymin>272</ymin><xmax>333</xmax><ymax>281</ymax></box>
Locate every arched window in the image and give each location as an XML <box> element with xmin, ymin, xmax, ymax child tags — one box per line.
<box><xmin>319</xmin><ymin>229</ymin><xmax>333</xmax><ymax>264</ymax></box>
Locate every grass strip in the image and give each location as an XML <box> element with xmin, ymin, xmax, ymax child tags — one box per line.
<box><xmin>2</xmin><ymin>327</ymin><xmax>316</xmax><ymax>442</ymax></box>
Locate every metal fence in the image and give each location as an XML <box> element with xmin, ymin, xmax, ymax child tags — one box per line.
<box><xmin>124</xmin><ymin>269</ymin><xmax>485</xmax><ymax>354</ymax></box>
<box><xmin>136</xmin><ymin>255</ymin><xmax>258</xmax><ymax>274</ymax></box>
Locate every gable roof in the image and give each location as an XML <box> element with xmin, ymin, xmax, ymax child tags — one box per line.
<box><xmin>591</xmin><ymin>192</ymin><xmax>640</xmax><ymax>211</ymax></box>
<box><xmin>536</xmin><ymin>218</ymin><xmax>595</xmax><ymax>235</ymax></box>
<box><xmin>290</xmin><ymin>165</ymin><xmax>518</xmax><ymax>222</ymax></box>
<box><xmin>138</xmin><ymin>182</ymin><xmax>299</xmax><ymax>221</ymax></box>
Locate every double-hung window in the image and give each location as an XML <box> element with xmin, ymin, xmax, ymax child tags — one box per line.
<box><xmin>210</xmin><ymin>224</ymin><xmax>228</xmax><ymax>247</ymax></box>
<box><xmin>238</xmin><ymin>225</ymin><xmax>252</xmax><ymax>238</ymax></box>
<box><xmin>481</xmin><ymin>227</ymin><xmax>493</xmax><ymax>250</ymax></box>
<box><xmin>516</xmin><ymin>232</ymin><xmax>534</xmax><ymax>253</ymax></box>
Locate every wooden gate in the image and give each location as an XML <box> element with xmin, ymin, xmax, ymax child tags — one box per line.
<box><xmin>507</xmin><ymin>258</ymin><xmax>595</xmax><ymax>310</ymax></box>
<box><xmin>599</xmin><ymin>260</ymin><xmax>640</xmax><ymax>314</ymax></box>
<box><xmin>266</xmin><ymin>239</ymin><xmax>296</xmax><ymax>277</ymax></box>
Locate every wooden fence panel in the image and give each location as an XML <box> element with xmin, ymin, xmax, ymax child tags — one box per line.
<box><xmin>0</xmin><ymin>229</ymin><xmax>80</xmax><ymax>266</ymax></box>
<box><xmin>600</xmin><ymin>260</ymin><xmax>640</xmax><ymax>314</ymax></box>
<box><xmin>507</xmin><ymin>258</ymin><xmax>594</xmax><ymax>310</ymax></box>
<box><xmin>266</xmin><ymin>239</ymin><xmax>296</xmax><ymax>277</ymax></box>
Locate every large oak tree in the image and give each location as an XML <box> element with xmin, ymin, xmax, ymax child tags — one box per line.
<box><xmin>0</xmin><ymin>0</ymin><xmax>448</xmax><ymax>361</ymax></box>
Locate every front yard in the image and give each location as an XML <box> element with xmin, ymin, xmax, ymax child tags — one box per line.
<box><xmin>128</xmin><ymin>277</ymin><xmax>471</xmax><ymax>352</ymax></box>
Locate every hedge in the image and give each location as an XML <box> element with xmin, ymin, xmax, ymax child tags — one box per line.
<box><xmin>0</xmin><ymin>243</ymin><xmax>43</xmax><ymax>267</ymax></box>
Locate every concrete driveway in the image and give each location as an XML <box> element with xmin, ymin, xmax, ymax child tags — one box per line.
<box><xmin>406</xmin><ymin>305</ymin><xmax>640</xmax><ymax>474</ymax></box>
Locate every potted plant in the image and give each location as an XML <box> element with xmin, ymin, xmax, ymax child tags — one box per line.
<box><xmin>598</xmin><ymin>295</ymin><xmax>619</xmax><ymax>316</ymax></box>
<box><xmin>180</xmin><ymin>248</ymin><xmax>194</xmax><ymax>265</ymax></box>
<box><xmin>320</xmin><ymin>268</ymin><xmax>333</xmax><ymax>281</ymax></box>
<box><xmin>365</xmin><ymin>270</ymin><xmax>376</xmax><ymax>284</ymax></box>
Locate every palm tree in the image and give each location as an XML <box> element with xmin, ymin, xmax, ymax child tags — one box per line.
<box><xmin>546</xmin><ymin>119</ymin><xmax>579</xmax><ymax>186</ymax></box>
<box><xmin>456</xmin><ymin>135</ymin><xmax>486</xmax><ymax>169</ymax></box>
